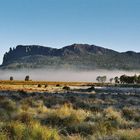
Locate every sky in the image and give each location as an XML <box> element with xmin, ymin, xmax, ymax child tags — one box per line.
<box><xmin>0</xmin><ymin>0</ymin><xmax>140</xmax><ymax>64</ymax></box>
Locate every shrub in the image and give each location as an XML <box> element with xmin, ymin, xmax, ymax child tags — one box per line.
<box><xmin>56</xmin><ymin>84</ymin><xmax>60</xmax><ymax>87</ymax></box>
<box><xmin>25</xmin><ymin>75</ymin><xmax>30</xmax><ymax>81</ymax></box>
<box><xmin>63</xmin><ymin>86</ymin><xmax>70</xmax><ymax>90</ymax></box>
<box><xmin>44</xmin><ymin>84</ymin><xmax>48</xmax><ymax>88</ymax></box>
<box><xmin>87</xmin><ymin>86</ymin><xmax>95</xmax><ymax>92</ymax></box>
<box><xmin>10</xmin><ymin>76</ymin><xmax>14</xmax><ymax>81</ymax></box>
<box><xmin>38</xmin><ymin>84</ymin><xmax>41</xmax><ymax>88</ymax></box>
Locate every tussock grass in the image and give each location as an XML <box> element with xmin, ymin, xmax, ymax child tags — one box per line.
<box><xmin>116</xmin><ymin>129</ymin><xmax>140</xmax><ymax>140</ymax></box>
<box><xmin>122</xmin><ymin>107</ymin><xmax>140</xmax><ymax>122</ymax></box>
<box><xmin>0</xmin><ymin>121</ymin><xmax>60</xmax><ymax>140</ymax></box>
<box><xmin>42</xmin><ymin>104</ymin><xmax>89</xmax><ymax>127</ymax></box>
<box><xmin>104</xmin><ymin>107</ymin><xmax>135</xmax><ymax>130</ymax></box>
<box><xmin>0</xmin><ymin>85</ymin><xmax>140</xmax><ymax>139</ymax></box>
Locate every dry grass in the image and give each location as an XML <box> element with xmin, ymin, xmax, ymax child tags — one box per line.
<box><xmin>42</xmin><ymin>104</ymin><xmax>89</xmax><ymax>128</ymax></box>
<box><xmin>0</xmin><ymin>80</ymin><xmax>94</xmax><ymax>93</ymax></box>
<box><xmin>116</xmin><ymin>129</ymin><xmax>140</xmax><ymax>140</ymax></box>
<box><xmin>0</xmin><ymin>81</ymin><xmax>140</xmax><ymax>139</ymax></box>
<box><xmin>0</xmin><ymin>121</ymin><xmax>60</xmax><ymax>140</ymax></box>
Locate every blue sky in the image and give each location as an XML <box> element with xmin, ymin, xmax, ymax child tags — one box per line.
<box><xmin>0</xmin><ymin>0</ymin><xmax>140</xmax><ymax>63</ymax></box>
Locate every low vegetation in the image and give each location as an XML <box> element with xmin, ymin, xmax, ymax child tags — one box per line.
<box><xmin>0</xmin><ymin>83</ymin><xmax>139</xmax><ymax>140</ymax></box>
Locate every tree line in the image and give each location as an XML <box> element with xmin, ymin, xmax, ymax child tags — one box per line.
<box><xmin>119</xmin><ymin>75</ymin><xmax>140</xmax><ymax>84</ymax></box>
<box><xmin>96</xmin><ymin>74</ymin><xmax>140</xmax><ymax>84</ymax></box>
<box><xmin>9</xmin><ymin>74</ymin><xmax>140</xmax><ymax>84</ymax></box>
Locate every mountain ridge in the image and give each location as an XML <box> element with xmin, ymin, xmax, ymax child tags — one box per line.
<box><xmin>1</xmin><ymin>44</ymin><xmax>140</xmax><ymax>70</ymax></box>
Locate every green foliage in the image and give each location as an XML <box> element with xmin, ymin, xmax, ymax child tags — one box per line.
<box><xmin>117</xmin><ymin>74</ymin><xmax>140</xmax><ymax>84</ymax></box>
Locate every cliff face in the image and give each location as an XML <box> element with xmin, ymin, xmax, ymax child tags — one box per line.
<box><xmin>3</xmin><ymin>45</ymin><xmax>57</xmax><ymax>65</ymax></box>
<box><xmin>2</xmin><ymin>44</ymin><xmax>116</xmax><ymax>64</ymax></box>
<box><xmin>1</xmin><ymin>44</ymin><xmax>140</xmax><ymax>70</ymax></box>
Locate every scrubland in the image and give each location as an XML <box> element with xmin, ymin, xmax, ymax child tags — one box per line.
<box><xmin>0</xmin><ymin>81</ymin><xmax>140</xmax><ymax>140</ymax></box>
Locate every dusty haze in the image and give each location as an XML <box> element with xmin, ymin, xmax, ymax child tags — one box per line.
<box><xmin>0</xmin><ymin>69</ymin><xmax>139</xmax><ymax>82</ymax></box>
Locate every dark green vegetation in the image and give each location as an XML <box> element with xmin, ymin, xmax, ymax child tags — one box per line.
<box><xmin>120</xmin><ymin>75</ymin><xmax>140</xmax><ymax>84</ymax></box>
<box><xmin>96</xmin><ymin>74</ymin><xmax>140</xmax><ymax>84</ymax></box>
<box><xmin>1</xmin><ymin>44</ymin><xmax>140</xmax><ymax>70</ymax></box>
<box><xmin>0</xmin><ymin>88</ymin><xmax>140</xmax><ymax>140</ymax></box>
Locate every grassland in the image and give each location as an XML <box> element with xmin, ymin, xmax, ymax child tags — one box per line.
<box><xmin>0</xmin><ymin>80</ymin><xmax>140</xmax><ymax>140</ymax></box>
<box><xmin>0</xmin><ymin>80</ymin><xmax>94</xmax><ymax>92</ymax></box>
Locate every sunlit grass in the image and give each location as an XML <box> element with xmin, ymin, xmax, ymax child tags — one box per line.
<box><xmin>0</xmin><ymin>121</ymin><xmax>60</xmax><ymax>140</ymax></box>
<box><xmin>0</xmin><ymin>83</ymin><xmax>139</xmax><ymax>140</ymax></box>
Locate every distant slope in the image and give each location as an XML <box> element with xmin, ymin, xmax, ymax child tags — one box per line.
<box><xmin>1</xmin><ymin>44</ymin><xmax>140</xmax><ymax>70</ymax></box>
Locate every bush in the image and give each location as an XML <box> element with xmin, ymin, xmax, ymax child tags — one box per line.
<box><xmin>38</xmin><ymin>84</ymin><xmax>42</xmax><ymax>88</ymax></box>
<box><xmin>44</xmin><ymin>84</ymin><xmax>48</xmax><ymax>88</ymax></box>
<box><xmin>25</xmin><ymin>75</ymin><xmax>30</xmax><ymax>81</ymax></box>
<box><xmin>56</xmin><ymin>84</ymin><xmax>60</xmax><ymax>87</ymax></box>
<box><xmin>63</xmin><ymin>86</ymin><xmax>70</xmax><ymax>90</ymax></box>
<box><xmin>87</xmin><ymin>86</ymin><xmax>95</xmax><ymax>92</ymax></box>
<box><xmin>10</xmin><ymin>76</ymin><xmax>14</xmax><ymax>81</ymax></box>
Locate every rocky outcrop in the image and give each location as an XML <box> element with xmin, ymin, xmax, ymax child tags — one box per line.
<box><xmin>1</xmin><ymin>44</ymin><xmax>140</xmax><ymax>70</ymax></box>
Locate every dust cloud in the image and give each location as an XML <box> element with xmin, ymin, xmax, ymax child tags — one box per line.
<box><xmin>0</xmin><ymin>69</ymin><xmax>139</xmax><ymax>82</ymax></box>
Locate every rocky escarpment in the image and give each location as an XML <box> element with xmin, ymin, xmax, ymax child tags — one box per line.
<box><xmin>1</xmin><ymin>44</ymin><xmax>140</xmax><ymax>70</ymax></box>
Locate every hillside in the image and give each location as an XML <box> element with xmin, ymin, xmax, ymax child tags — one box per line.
<box><xmin>1</xmin><ymin>44</ymin><xmax>140</xmax><ymax>70</ymax></box>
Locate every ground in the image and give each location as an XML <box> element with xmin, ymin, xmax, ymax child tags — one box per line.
<box><xmin>0</xmin><ymin>80</ymin><xmax>140</xmax><ymax>140</ymax></box>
